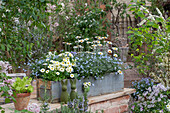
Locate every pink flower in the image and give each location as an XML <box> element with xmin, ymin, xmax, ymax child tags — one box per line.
<box><xmin>4</xmin><ymin>79</ymin><xmax>15</xmax><ymax>85</ymax></box>
<box><xmin>131</xmin><ymin>105</ymin><xmax>135</xmax><ymax>110</ymax></box>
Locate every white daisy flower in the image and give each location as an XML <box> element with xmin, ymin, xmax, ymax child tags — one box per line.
<box><xmin>98</xmin><ymin>52</ymin><xmax>103</xmax><ymax>55</ymax></box>
<box><xmin>40</xmin><ymin>68</ymin><xmax>45</xmax><ymax>73</ymax></box>
<box><xmin>88</xmin><ymin>82</ymin><xmax>91</xmax><ymax>86</ymax></box>
<box><xmin>56</xmin><ymin>72</ymin><xmax>60</xmax><ymax>75</ymax></box>
<box><xmin>98</xmin><ymin>37</ymin><xmax>102</xmax><ymax>40</ymax></box>
<box><xmin>46</xmin><ymin>70</ymin><xmax>49</xmax><ymax>73</ymax></box>
<box><xmin>112</xmin><ymin>47</ymin><xmax>118</xmax><ymax>50</ymax></box>
<box><xmin>79</xmin><ymin>39</ymin><xmax>84</xmax><ymax>43</ymax></box>
<box><xmin>85</xmin><ymin>38</ymin><xmax>89</xmax><ymax>41</ymax></box>
<box><xmin>46</xmin><ymin>59</ymin><xmax>50</xmax><ymax>61</ymax></box>
<box><xmin>50</xmin><ymin>67</ymin><xmax>54</xmax><ymax>71</ymax></box>
<box><xmin>102</xmin><ymin>36</ymin><xmax>107</xmax><ymax>39</ymax></box>
<box><xmin>113</xmin><ymin>54</ymin><xmax>118</xmax><ymax>57</ymax></box>
<box><xmin>73</xmin><ymin>46</ymin><xmax>78</xmax><ymax>48</ymax></box>
<box><xmin>43</xmin><ymin>63</ymin><xmax>48</xmax><ymax>65</ymax></box>
<box><xmin>70</xmin><ymin>74</ymin><xmax>74</xmax><ymax>78</ymax></box>
<box><xmin>91</xmin><ymin>44</ymin><xmax>97</xmax><ymax>47</ymax></box>
<box><xmin>55</xmin><ymin>61</ymin><xmax>60</xmax><ymax>65</ymax></box>
<box><xmin>98</xmin><ymin>44</ymin><xmax>102</xmax><ymax>47</ymax></box>
<box><xmin>69</xmin><ymin>53</ymin><xmax>73</xmax><ymax>57</ymax></box>
<box><xmin>107</xmin><ymin>41</ymin><xmax>112</xmax><ymax>45</ymax></box>
<box><xmin>67</xmin><ymin>43</ymin><xmax>72</xmax><ymax>45</ymax></box>
<box><xmin>59</xmin><ymin>68</ymin><xmax>64</xmax><ymax>72</ymax></box>
<box><xmin>76</xmin><ymin>36</ymin><xmax>81</xmax><ymax>39</ymax></box>
<box><xmin>118</xmin><ymin>70</ymin><xmax>123</xmax><ymax>75</ymax></box>
<box><xmin>108</xmin><ymin>49</ymin><xmax>112</xmax><ymax>53</ymax></box>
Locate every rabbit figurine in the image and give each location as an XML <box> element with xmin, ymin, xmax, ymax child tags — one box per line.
<box><xmin>60</xmin><ymin>80</ymin><xmax>69</xmax><ymax>104</ymax></box>
<box><xmin>70</xmin><ymin>79</ymin><xmax>77</xmax><ymax>101</ymax></box>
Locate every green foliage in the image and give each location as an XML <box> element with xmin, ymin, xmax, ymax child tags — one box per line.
<box><xmin>150</xmin><ymin>52</ymin><xmax>170</xmax><ymax>88</ymax></box>
<box><xmin>127</xmin><ymin>4</ymin><xmax>170</xmax><ymax>75</ymax></box>
<box><xmin>0</xmin><ymin>0</ymin><xmax>60</xmax><ymax>72</ymax></box>
<box><xmin>12</xmin><ymin>77</ymin><xmax>33</xmax><ymax>93</ymax></box>
<box><xmin>56</xmin><ymin>0</ymin><xmax>109</xmax><ymax>51</ymax></box>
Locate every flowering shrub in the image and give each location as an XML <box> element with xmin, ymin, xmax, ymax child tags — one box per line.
<box><xmin>74</xmin><ymin>51</ymin><xmax>123</xmax><ymax>79</ymax></box>
<box><xmin>131</xmin><ymin>79</ymin><xmax>169</xmax><ymax>113</ymax></box>
<box><xmin>27</xmin><ymin>103</ymin><xmax>40</xmax><ymax>113</ymax></box>
<box><xmin>0</xmin><ymin>61</ymin><xmax>12</xmax><ymax>75</ymax></box>
<box><xmin>127</xmin><ymin>3</ymin><xmax>170</xmax><ymax>75</ymax></box>
<box><xmin>31</xmin><ymin>51</ymin><xmax>77</xmax><ymax>81</ymax></box>
<box><xmin>131</xmin><ymin>78</ymin><xmax>154</xmax><ymax>100</ymax></box>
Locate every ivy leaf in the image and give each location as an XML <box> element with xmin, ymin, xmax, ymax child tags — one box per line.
<box><xmin>5</xmin><ymin>98</ymin><xmax>11</xmax><ymax>103</ymax></box>
<box><xmin>1</xmin><ymin>44</ymin><xmax>5</xmax><ymax>51</ymax></box>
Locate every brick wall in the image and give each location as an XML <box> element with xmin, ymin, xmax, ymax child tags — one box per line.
<box><xmin>89</xmin><ymin>95</ymin><xmax>130</xmax><ymax>113</ymax></box>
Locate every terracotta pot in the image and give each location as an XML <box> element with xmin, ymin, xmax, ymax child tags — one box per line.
<box><xmin>13</xmin><ymin>93</ymin><xmax>31</xmax><ymax>111</ymax></box>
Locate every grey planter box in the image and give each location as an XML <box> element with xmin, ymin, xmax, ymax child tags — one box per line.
<box><xmin>37</xmin><ymin>73</ymin><xmax>124</xmax><ymax>103</ymax></box>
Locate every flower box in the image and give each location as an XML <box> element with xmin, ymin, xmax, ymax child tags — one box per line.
<box><xmin>37</xmin><ymin>73</ymin><xmax>124</xmax><ymax>103</ymax></box>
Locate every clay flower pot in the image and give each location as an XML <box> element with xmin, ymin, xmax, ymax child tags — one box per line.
<box><xmin>13</xmin><ymin>93</ymin><xmax>31</xmax><ymax>111</ymax></box>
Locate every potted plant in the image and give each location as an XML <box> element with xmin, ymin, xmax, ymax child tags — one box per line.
<box><xmin>12</xmin><ymin>76</ymin><xmax>33</xmax><ymax>111</ymax></box>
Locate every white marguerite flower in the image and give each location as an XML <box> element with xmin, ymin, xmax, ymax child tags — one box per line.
<box><xmin>73</xmin><ymin>46</ymin><xmax>78</xmax><ymax>48</ymax></box>
<box><xmin>98</xmin><ymin>44</ymin><xmax>102</xmax><ymax>47</ymax></box>
<box><xmin>46</xmin><ymin>70</ymin><xmax>49</xmax><ymax>73</ymax></box>
<box><xmin>102</xmin><ymin>36</ymin><xmax>107</xmax><ymax>39</ymax></box>
<box><xmin>56</xmin><ymin>72</ymin><xmax>60</xmax><ymax>75</ymax></box>
<box><xmin>92</xmin><ymin>44</ymin><xmax>97</xmax><ymax>47</ymax></box>
<box><xmin>85</xmin><ymin>38</ymin><xmax>89</xmax><ymax>41</ymax></box>
<box><xmin>0</xmin><ymin>28</ymin><xmax>1</xmax><ymax>32</ymax></box>
<box><xmin>98</xmin><ymin>52</ymin><xmax>103</xmax><ymax>55</ymax></box>
<box><xmin>108</xmin><ymin>49</ymin><xmax>112</xmax><ymax>53</ymax></box>
<box><xmin>76</xmin><ymin>36</ymin><xmax>81</xmax><ymax>39</ymax></box>
<box><xmin>67</xmin><ymin>43</ymin><xmax>72</xmax><ymax>45</ymax></box>
<box><xmin>118</xmin><ymin>70</ymin><xmax>123</xmax><ymax>75</ymax></box>
<box><xmin>63</xmin><ymin>58</ymin><xmax>67</xmax><ymax>62</ymax></box>
<box><xmin>43</xmin><ymin>63</ymin><xmax>47</xmax><ymax>65</ymax></box>
<box><xmin>113</xmin><ymin>54</ymin><xmax>118</xmax><ymax>57</ymax></box>
<box><xmin>112</xmin><ymin>47</ymin><xmax>118</xmax><ymax>50</ymax></box>
<box><xmin>79</xmin><ymin>39</ymin><xmax>84</xmax><ymax>43</ymax></box>
<box><xmin>97</xmin><ymin>41</ymin><xmax>100</xmax><ymax>44</ymax></box>
<box><xmin>40</xmin><ymin>68</ymin><xmax>45</xmax><ymax>73</ymax></box>
<box><xmin>107</xmin><ymin>41</ymin><xmax>112</xmax><ymax>45</ymax></box>
<box><xmin>98</xmin><ymin>37</ymin><xmax>102</xmax><ymax>40</ymax></box>
<box><xmin>59</xmin><ymin>68</ymin><xmax>64</xmax><ymax>72</ymax></box>
<box><xmin>166</xmin><ymin>104</ymin><xmax>170</xmax><ymax>111</ymax></box>
<box><xmin>69</xmin><ymin>53</ymin><xmax>73</xmax><ymax>57</ymax></box>
<box><xmin>87</xmin><ymin>41</ymin><xmax>91</xmax><ymax>44</ymax></box>
<box><xmin>88</xmin><ymin>82</ymin><xmax>91</xmax><ymax>86</ymax></box>
<box><xmin>46</xmin><ymin>59</ymin><xmax>50</xmax><ymax>61</ymax></box>
<box><xmin>70</xmin><ymin>74</ymin><xmax>74</xmax><ymax>78</ymax></box>
<box><xmin>50</xmin><ymin>67</ymin><xmax>54</xmax><ymax>71</ymax></box>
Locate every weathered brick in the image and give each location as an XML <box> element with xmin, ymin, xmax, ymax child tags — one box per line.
<box><xmin>89</xmin><ymin>101</ymin><xmax>111</xmax><ymax>112</ymax></box>
<box><xmin>104</xmin><ymin>107</ymin><xmax>119</xmax><ymax>113</ymax></box>
<box><xmin>119</xmin><ymin>104</ymin><xmax>128</xmax><ymax>113</ymax></box>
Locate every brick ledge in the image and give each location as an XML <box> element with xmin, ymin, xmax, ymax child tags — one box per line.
<box><xmin>88</xmin><ymin>88</ymin><xmax>135</xmax><ymax>105</ymax></box>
